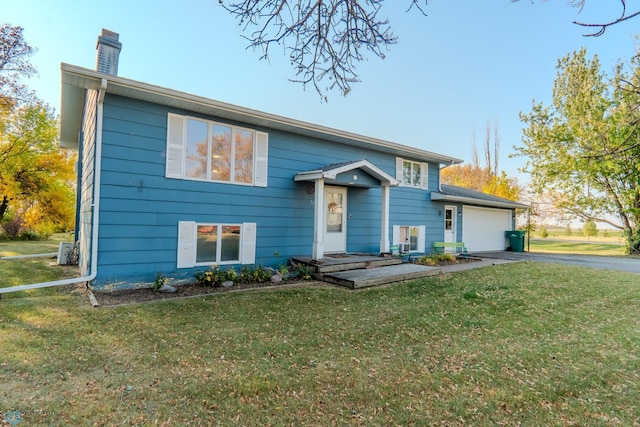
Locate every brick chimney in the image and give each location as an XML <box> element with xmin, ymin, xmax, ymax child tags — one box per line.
<box><xmin>96</xmin><ymin>29</ymin><xmax>122</xmax><ymax>75</ymax></box>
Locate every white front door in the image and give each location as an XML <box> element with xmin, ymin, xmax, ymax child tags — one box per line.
<box><xmin>324</xmin><ymin>186</ymin><xmax>347</xmax><ymax>253</ymax></box>
<box><xmin>444</xmin><ymin>206</ymin><xmax>457</xmax><ymax>248</ymax></box>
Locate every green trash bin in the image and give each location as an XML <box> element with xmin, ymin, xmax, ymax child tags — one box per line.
<box><xmin>505</xmin><ymin>230</ymin><xmax>526</xmax><ymax>252</ymax></box>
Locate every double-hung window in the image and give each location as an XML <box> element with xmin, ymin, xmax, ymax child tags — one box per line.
<box><xmin>396</xmin><ymin>157</ymin><xmax>428</xmax><ymax>189</ymax></box>
<box><xmin>167</xmin><ymin>113</ymin><xmax>268</xmax><ymax>187</ymax></box>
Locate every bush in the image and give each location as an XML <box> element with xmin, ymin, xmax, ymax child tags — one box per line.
<box><xmin>416</xmin><ymin>253</ymin><xmax>456</xmax><ymax>266</ymax></box>
<box><xmin>540</xmin><ymin>226</ymin><xmax>549</xmax><ymax>238</ymax></box>
<box><xmin>238</xmin><ymin>265</ymin><xmax>273</xmax><ymax>284</ymax></box>
<box><xmin>195</xmin><ymin>265</ymin><xmax>227</xmax><ymax>287</ymax></box>
<box><xmin>1</xmin><ymin>216</ymin><xmax>24</xmax><ymax>240</ymax></box>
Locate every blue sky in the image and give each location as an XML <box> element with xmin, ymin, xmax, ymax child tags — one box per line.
<box><xmin>5</xmin><ymin>0</ymin><xmax>639</xmax><ymax>182</ymax></box>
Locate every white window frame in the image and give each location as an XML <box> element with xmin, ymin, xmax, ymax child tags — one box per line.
<box><xmin>395</xmin><ymin>157</ymin><xmax>428</xmax><ymax>189</ymax></box>
<box><xmin>166</xmin><ymin>113</ymin><xmax>268</xmax><ymax>187</ymax></box>
<box><xmin>177</xmin><ymin>221</ymin><xmax>256</xmax><ymax>268</ymax></box>
<box><xmin>392</xmin><ymin>225</ymin><xmax>426</xmax><ymax>253</ymax></box>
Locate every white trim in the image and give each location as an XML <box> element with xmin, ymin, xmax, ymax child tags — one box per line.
<box><xmin>177</xmin><ymin>222</ymin><xmax>256</xmax><ymax>268</ymax></box>
<box><xmin>254</xmin><ymin>132</ymin><xmax>268</xmax><ymax>187</ymax></box>
<box><xmin>177</xmin><ymin>221</ymin><xmax>196</xmax><ymax>268</ymax></box>
<box><xmin>165</xmin><ymin>113</ymin><xmax>268</xmax><ymax>187</ymax></box>
<box><xmin>312</xmin><ymin>178</ymin><xmax>325</xmax><ymax>260</ymax></box>
<box><xmin>380</xmin><ymin>185</ymin><xmax>390</xmax><ymax>253</ymax></box>
<box><xmin>295</xmin><ymin>159</ymin><xmax>399</xmax><ymax>187</ymax></box>
<box><xmin>241</xmin><ymin>222</ymin><xmax>257</xmax><ymax>264</ymax></box>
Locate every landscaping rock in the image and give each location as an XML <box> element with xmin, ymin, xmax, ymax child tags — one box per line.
<box><xmin>222</xmin><ymin>280</ymin><xmax>234</xmax><ymax>287</ymax></box>
<box><xmin>158</xmin><ymin>284</ymin><xmax>177</xmax><ymax>293</ymax></box>
<box><xmin>271</xmin><ymin>274</ymin><xmax>282</xmax><ymax>283</ymax></box>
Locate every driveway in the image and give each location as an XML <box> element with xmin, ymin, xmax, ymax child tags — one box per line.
<box><xmin>476</xmin><ymin>251</ymin><xmax>640</xmax><ymax>274</ymax></box>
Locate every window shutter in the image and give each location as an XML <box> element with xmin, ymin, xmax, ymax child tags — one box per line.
<box><xmin>177</xmin><ymin>221</ymin><xmax>196</xmax><ymax>268</ymax></box>
<box><xmin>420</xmin><ymin>163</ymin><xmax>428</xmax><ymax>189</ymax></box>
<box><xmin>166</xmin><ymin>114</ymin><xmax>185</xmax><ymax>178</ymax></box>
<box><xmin>241</xmin><ymin>222</ymin><xmax>257</xmax><ymax>264</ymax></box>
<box><xmin>395</xmin><ymin>157</ymin><xmax>403</xmax><ymax>184</ymax></box>
<box><xmin>392</xmin><ymin>225</ymin><xmax>400</xmax><ymax>245</ymax></box>
<box><xmin>254</xmin><ymin>132</ymin><xmax>268</xmax><ymax>187</ymax></box>
<box><xmin>417</xmin><ymin>225</ymin><xmax>426</xmax><ymax>252</ymax></box>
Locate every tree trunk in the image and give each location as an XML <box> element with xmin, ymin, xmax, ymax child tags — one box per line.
<box><xmin>0</xmin><ymin>195</ymin><xmax>8</xmax><ymax>222</ymax></box>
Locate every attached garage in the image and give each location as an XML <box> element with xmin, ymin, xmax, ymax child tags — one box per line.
<box><xmin>432</xmin><ymin>185</ymin><xmax>530</xmax><ymax>253</ymax></box>
<box><xmin>462</xmin><ymin>206</ymin><xmax>511</xmax><ymax>252</ymax></box>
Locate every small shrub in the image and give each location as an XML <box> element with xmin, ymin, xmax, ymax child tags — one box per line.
<box><xmin>153</xmin><ymin>273</ymin><xmax>168</xmax><ymax>291</ymax></box>
<box><xmin>1</xmin><ymin>217</ymin><xmax>24</xmax><ymax>240</ymax></box>
<box><xmin>540</xmin><ymin>226</ymin><xmax>549</xmax><ymax>238</ymax></box>
<box><xmin>416</xmin><ymin>253</ymin><xmax>456</xmax><ymax>266</ymax></box>
<box><xmin>238</xmin><ymin>265</ymin><xmax>273</xmax><ymax>284</ymax></box>
<box><xmin>292</xmin><ymin>264</ymin><xmax>313</xmax><ymax>280</ymax></box>
<box><xmin>195</xmin><ymin>265</ymin><xmax>225</xmax><ymax>287</ymax></box>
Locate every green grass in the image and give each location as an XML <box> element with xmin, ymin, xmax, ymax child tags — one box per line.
<box><xmin>529</xmin><ymin>239</ymin><xmax>626</xmax><ymax>256</ymax></box>
<box><xmin>1</xmin><ymin>256</ymin><xmax>640</xmax><ymax>425</ymax></box>
<box><xmin>0</xmin><ymin>234</ymin><xmax>77</xmax><ymax>297</ymax></box>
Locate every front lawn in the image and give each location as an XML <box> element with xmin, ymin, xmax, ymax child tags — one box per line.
<box><xmin>1</xmin><ymin>262</ymin><xmax>639</xmax><ymax>425</ymax></box>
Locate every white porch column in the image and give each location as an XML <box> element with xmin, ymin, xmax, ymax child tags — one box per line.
<box><xmin>380</xmin><ymin>184</ymin><xmax>390</xmax><ymax>253</ymax></box>
<box><xmin>312</xmin><ymin>178</ymin><xmax>325</xmax><ymax>260</ymax></box>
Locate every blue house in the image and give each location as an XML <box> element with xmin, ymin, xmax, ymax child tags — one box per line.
<box><xmin>59</xmin><ymin>30</ymin><xmax>527</xmax><ymax>290</ymax></box>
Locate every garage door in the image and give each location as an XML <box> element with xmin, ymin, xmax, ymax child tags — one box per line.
<box><xmin>462</xmin><ymin>206</ymin><xmax>512</xmax><ymax>252</ymax></box>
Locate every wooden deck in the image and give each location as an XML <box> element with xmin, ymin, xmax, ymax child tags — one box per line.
<box><xmin>291</xmin><ymin>254</ymin><xmax>441</xmax><ymax>289</ymax></box>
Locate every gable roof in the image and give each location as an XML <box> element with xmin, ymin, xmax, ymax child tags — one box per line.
<box><xmin>431</xmin><ymin>184</ymin><xmax>529</xmax><ymax>209</ymax></box>
<box><xmin>294</xmin><ymin>159</ymin><xmax>400</xmax><ymax>186</ymax></box>
<box><xmin>60</xmin><ymin>63</ymin><xmax>463</xmax><ymax>166</ymax></box>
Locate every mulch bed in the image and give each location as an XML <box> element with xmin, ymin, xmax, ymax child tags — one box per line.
<box><xmin>92</xmin><ymin>280</ymin><xmax>321</xmax><ymax>307</ymax></box>
<box><xmin>91</xmin><ymin>257</ymin><xmax>479</xmax><ymax>307</ymax></box>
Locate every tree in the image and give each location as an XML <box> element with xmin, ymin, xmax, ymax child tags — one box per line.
<box><xmin>0</xmin><ymin>23</ymin><xmax>37</xmax><ymax>107</ymax></box>
<box><xmin>220</xmin><ymin>2</ymin><xmax>640</xmax><ymax>98</ymax></box>
<box><xmin>515</xmin><ymin>48</ymin><xmax>640</xmax><ymax>253</ymax></box>
<box><xmin>583</xmin><ymin>219</ymin><xmax>598</xmax><ymax>237</ymax></box>
<box><xmin>441</xmin><ymin>119</ymin><xmax>521</xmax><ymax>201</ymax></box>
<box><xmin>513</xmin><ymin>1</ymin><xmax>640</xmax><ymax>36</ymax></box>
<box><xmin>0</xmin><ymin>103</ymin><xmax>76</xmax><ymax>236</ymax></box>
<box><xmin>219</xmin><ymin>0</ymin><xmax>428</xmax><ymax>99</ymax></box>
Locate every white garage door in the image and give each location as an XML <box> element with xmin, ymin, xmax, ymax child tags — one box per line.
<box><xmin>462</xmin><ymin>206</ymin><xmax>512</xmax><ymax>252</ymax></box>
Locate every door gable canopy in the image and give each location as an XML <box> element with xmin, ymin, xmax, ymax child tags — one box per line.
<box><xmin>294</xmin><ymin>159</ymin><xmax>400</xmax><ymax>187</ymax></box>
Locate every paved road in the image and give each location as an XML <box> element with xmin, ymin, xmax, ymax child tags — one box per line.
<box><xmin>476</xmin><ymin>251</ymin><xmax>640</xmax><ymax>274</ymax></box>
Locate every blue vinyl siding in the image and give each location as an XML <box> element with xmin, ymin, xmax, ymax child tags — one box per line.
<box><xmin>91</xmin><ymin>94</ymin><xmax>445</xmax><ymax>288</ymax></box>
<box><xmin>77</xmin><ymin>89</ymin><xmax>99</xmax><ymax>276</ymax></box>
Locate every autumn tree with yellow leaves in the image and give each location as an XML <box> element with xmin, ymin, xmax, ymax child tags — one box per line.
<box><xmin>0</xmin><ymin>24</ymin><xmax>76</xmax><ymax>238</ymax></box>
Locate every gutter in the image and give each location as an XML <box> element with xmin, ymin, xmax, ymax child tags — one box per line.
<box><xmin>0</xmin><ymin>78</ymin><xmax>107</xmax><ymax>295</ymax></box>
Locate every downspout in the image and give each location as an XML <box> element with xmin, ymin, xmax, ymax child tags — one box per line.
<box><xmin>0</xmin><ymin>78</ymin><xmax>107</xmax><ymax>295</ymax></box>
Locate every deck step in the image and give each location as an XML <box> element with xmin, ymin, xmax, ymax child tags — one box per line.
<box><xmin>322</xmin><ymin>263</ymin><xmax>441</xmax><ymax>289</ymax></box>
<box><xmin>291</xmin><ymin>255</ymin><xmax>402</xmax><ymax>274</ymax></box>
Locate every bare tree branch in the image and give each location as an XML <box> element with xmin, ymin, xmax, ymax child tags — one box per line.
<box><xmin>219</xmin><ymin>1</ymin><xmax>428</xmax><ymax>99</ymax></box>
<box><xmin>511</xmin><ymin>0</ymin><xmax>640</xmax><ymax>37</ymax></box>
<box><xmin>574</xmin><ymin>0</ymin><xmax>640</xmax><ymax>37</ymax></box>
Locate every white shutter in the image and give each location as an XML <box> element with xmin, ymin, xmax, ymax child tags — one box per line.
<box><xmin>420</xmin><ymin>163</ymin><xmax>428</xmax><ymax>189</ymax></box>
<box><xmin>395</xmin><ymin>157</ymin><xmax>403</xmax><ymax>184</ymax></box>
<box><xmin>166</xmin><ymin>114</ymin><xmax>185</xmax><ymax>178</ymax></box>
<box><xmin>254</xmin><ymin>131</ymin><xmax>268</xmax><ymax>187</ymax></box>
<box><xmin>392</xmin><ymin>225</ymin><xmax>400</xmax><ymax>245</ymax></box>
<box><xmin>417</xmin><ymin>225</ymin><xmax>426</xmax><ymax>252</ymax></box>
<box><xmin>177</xmin><ymin>221</ymin><xmax>196</xmax><ymax>268</ymax></box>
<box><xmin>241</xmin><ymin>222</ymin><xmax>257</xmax><ymax>264</ymax></box>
